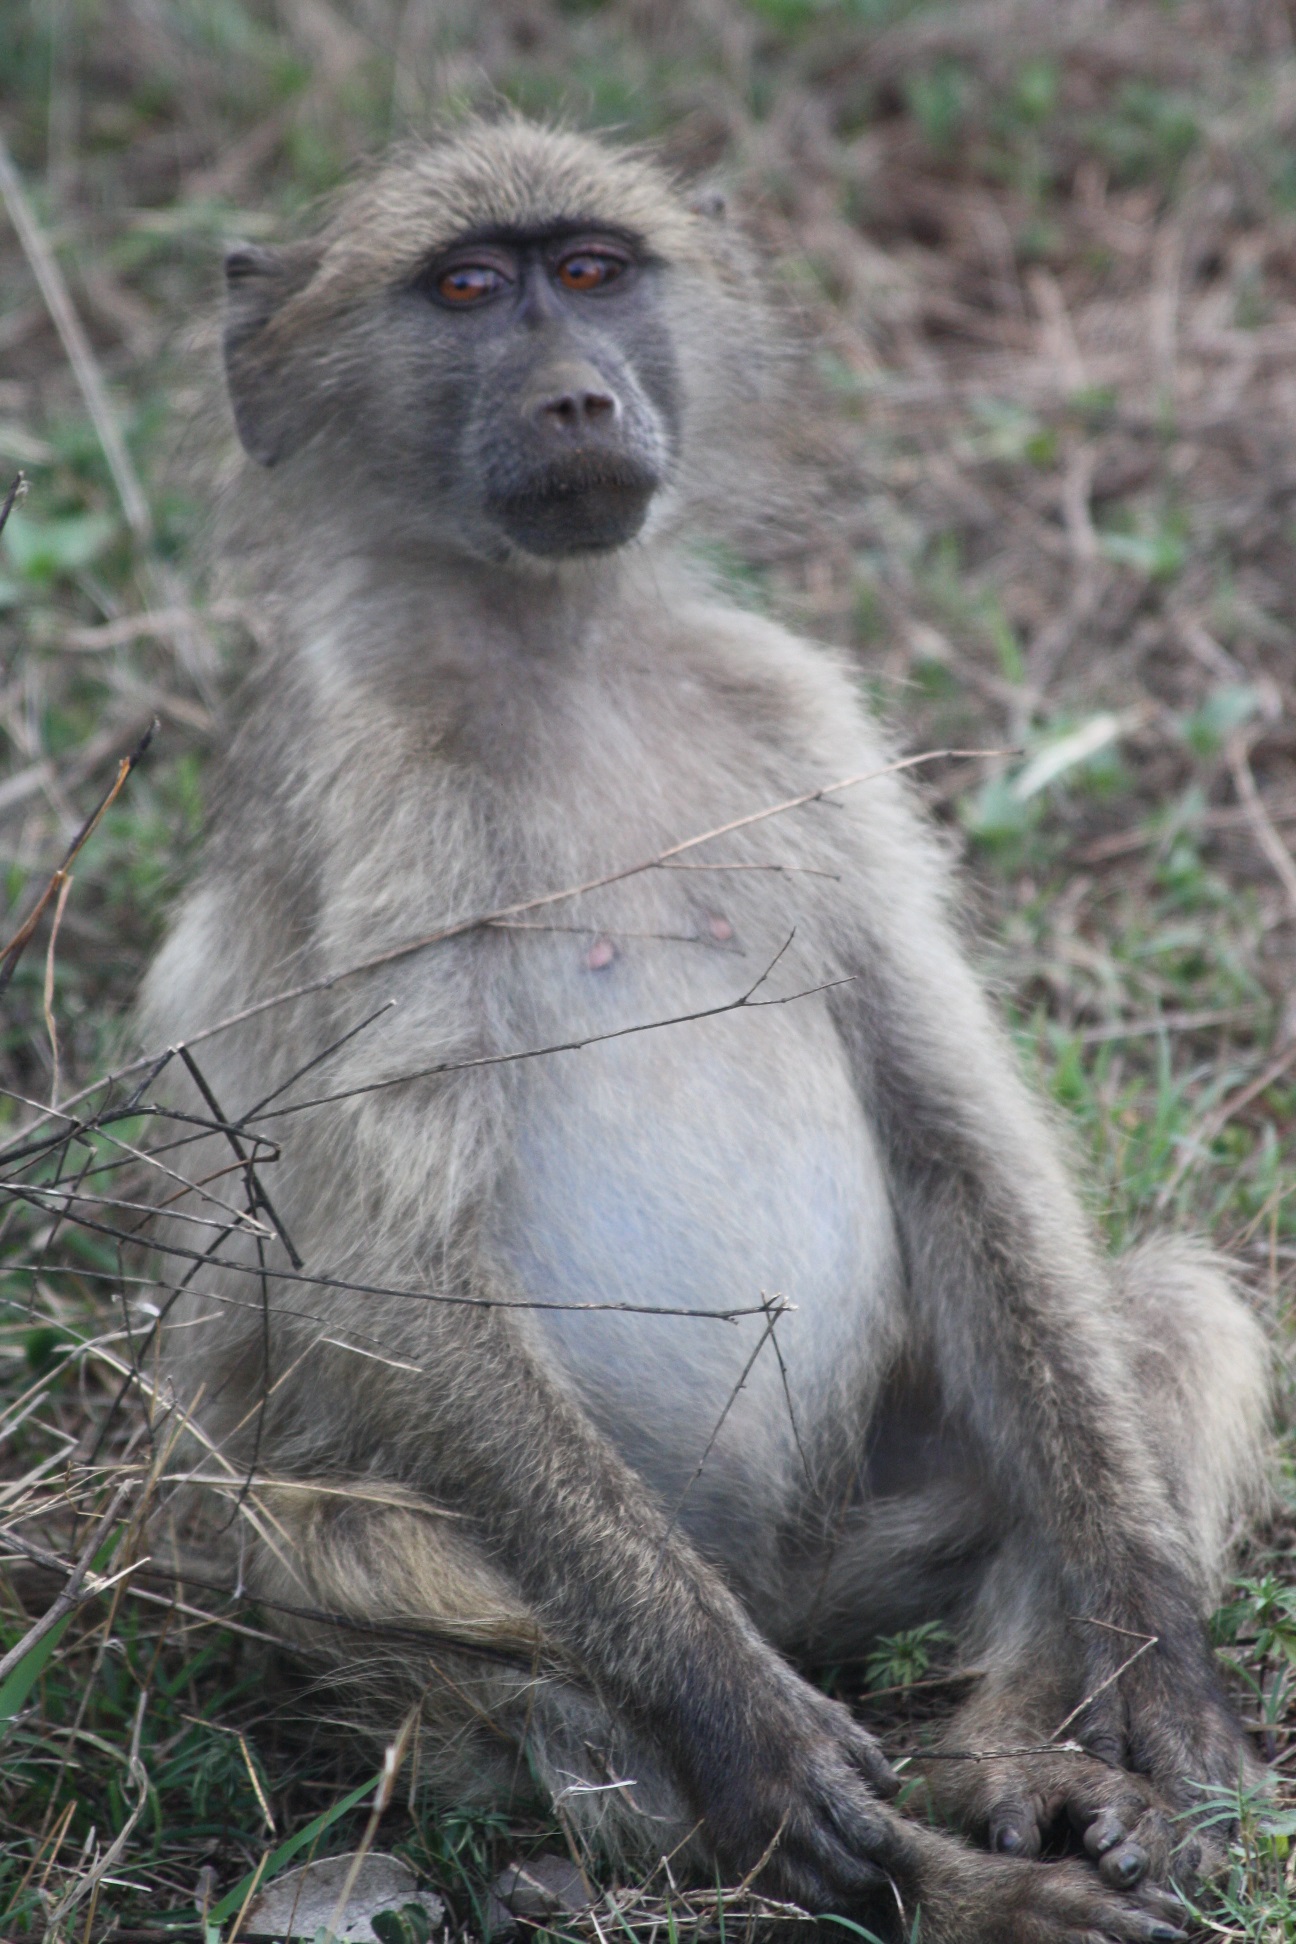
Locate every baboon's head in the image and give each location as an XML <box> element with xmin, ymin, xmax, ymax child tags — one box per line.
<box><xmin>222</xmin><ymin>119</ymin><xmax>762</xmax><ymax>566</ymax></box>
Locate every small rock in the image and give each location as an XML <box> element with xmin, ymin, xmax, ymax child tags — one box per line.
<box><xmin>242</xmin><ymin>1852</ymin><xmax>444</xmax><ymax>1941</ymax></box>
<box><xmin>490</xmin><ymin>1853</ymin><xmax>594</xmax><ymax>1928</ymax></box>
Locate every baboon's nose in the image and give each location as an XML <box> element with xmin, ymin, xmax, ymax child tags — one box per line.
<box><xmin>526</xmin><ymin>363</ymin><xmax>620</xmax><ymax>440</ymax></box>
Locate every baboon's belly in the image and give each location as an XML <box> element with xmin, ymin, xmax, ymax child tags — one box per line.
<box><xmin>491</xmin><ymin>992</ymin><xmax>902</xmax><ymax>1570</ymax></box>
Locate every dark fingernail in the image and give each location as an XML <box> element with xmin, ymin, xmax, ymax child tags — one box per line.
<box><xmin>1149</xmin><ymin>1927</ymin><xmax>1185</xmax><ymax>1943</ymax></box>
<box><xmin>991</xmin><ymin>1825</ymin><xmax>1026</xmax><ymax>1855</ymax></box>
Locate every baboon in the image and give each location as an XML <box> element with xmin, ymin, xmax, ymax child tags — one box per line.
<box><xmin>140</xmin><ymin>118</ymin><xmax>1269</xmax><ymax>1944</ymax></box>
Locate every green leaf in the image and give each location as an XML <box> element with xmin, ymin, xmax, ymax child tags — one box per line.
<box><xmin>819</xmin><ymin>1913</ymin><xmax>891</xmax><ymax>1944</ymax></box>
<box><xmin>1177</xmin><ymin>685</ymin><xmax>1263</xmax><ymax>758</ymax></box>
<box><xmin>1098</xmin><ymin>528</ymin><xmax>1187</xmax><ymax>580</ymax></box>
<box><xmin>2</xmin><ymin>508</ymin><xmax>117</xmax><ymax>582</ymax></box>
<box><xmin>0</xmin><ymin>1611</ymin><xmax>75</xmax><ymax>1722</ymax></box>
<box><xmin>372</xmin><ymin>1905</ymin><xmax>434</xmax><ymax>1944</ymax></box>
<box><xmin>1011</xmin><ymin>713</ymin><xmax>1126</xmax><ymax>801</ymax></box>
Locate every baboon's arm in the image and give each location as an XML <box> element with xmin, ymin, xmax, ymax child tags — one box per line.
<box><xmin>830</xmin><ymin>844</ymin><xmax>1244</xmax><ymax>1810</ymax></box>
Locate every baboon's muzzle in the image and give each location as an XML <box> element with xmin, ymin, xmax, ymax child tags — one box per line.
<box><xmin>483</xmin><ymin>353</ymin><xmax>665</xmax><ymax>556</ymax></box>
<box><xmin>489</xmin><ymin>454</ymin><xmax>659</xmax><ymax>557</ymax></box>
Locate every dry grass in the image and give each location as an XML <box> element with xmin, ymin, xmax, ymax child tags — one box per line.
<box><xmin>3</xmin><ymin>0</ymin><xmax>1296</xmax><ymax>1937</ymax></box>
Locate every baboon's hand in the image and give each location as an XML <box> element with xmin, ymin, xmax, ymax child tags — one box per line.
<box><xmin>905</xmin><ymin>1842</ymin><xmax>1191</xmax><ymax>1944</ymax></box>
<box><xmin>680</xmin><ymin>1661</ymin><xmax>905</xmax><ymax>1906</ymax></box>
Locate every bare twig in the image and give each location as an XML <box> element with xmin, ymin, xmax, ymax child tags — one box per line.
<box><xmin>246</xmin><ymin>964</ymin><xmax>858</xmax><ymax>1125</ymax></box>
<box><xmin>322</xmin><ymin>1708</ymin><xmax>419</xmax><ymax>1943</ymax></box>
<box><xmin>41</xmin><ymin>871</ymin><xmax>72</xmax><ymax>1107</ymax></box>
<box><xmin>0</xmin><ymin>135</ymin><xmax>151</xmax><ymax>542</ymax></box>
<box><xmin>0</xmin><ymin>470</ymin><xmax>26</xmax><ymax>539</ymax></box>
<box><xmin>130</xmin><ymin>750</ymin><xmax>1002</xmax><ymax>1089</ymax></box>
<box><xmin>0</xmin><ymin>1478</ymin><xmax>134</xmax><ymax>1687</ymax></box>
<box><xmin>655</xmin><ymin>1294</ymin><xmax>794</xmax><ymax>1562</ymax></box>
<box><xmin>0</xmin><ymin>719</ymin><xmax>156</xmax><ymax>997</ymax></box>
<box><xmin>2</xmin><ymin>747</ymin><xmax>999</xmax><ymax>1145</ymax></box>
<box><xmin>1050</xmin><ymin>1634</ymin><xmax>1159</xmax><ymax>1744</ymax></box>
<box><xmin>1228</xmin><ymin>731</ymin><xmax>1296</xmax><ymax>923</ymax></box>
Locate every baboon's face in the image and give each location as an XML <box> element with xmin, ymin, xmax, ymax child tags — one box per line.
<box><xmin>223</xmin><ymin>211</ymin><xmax>683</xmax><ymax>564</ymax></box>
<box><xmin>406</xmin><ymin>224</ymin><xmax>680</xmax><ymax>558</ymax></box>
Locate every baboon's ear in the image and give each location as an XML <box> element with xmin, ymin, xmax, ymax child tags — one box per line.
<box><xmin>222</xmin><ymin>242</ymin><xmax>321</xmax><ymax>467</ymax></box>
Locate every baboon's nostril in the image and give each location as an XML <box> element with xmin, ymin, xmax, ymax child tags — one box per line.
<box><xmin>538</xmin><ymin>387</ymin><xmax>617</xmax><ymax>431</ymax></box>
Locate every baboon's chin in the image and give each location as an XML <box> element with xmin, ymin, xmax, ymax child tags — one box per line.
<box><xmin>490</xmin><ymin>471</ymin><xmax>657</xmax><ymax>559</ymax></box>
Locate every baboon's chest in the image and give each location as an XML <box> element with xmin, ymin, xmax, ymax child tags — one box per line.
<box><xmin>484</xmin><ymin>878</ymin><xmax>903</xmax><ymax>1571</ymax></box>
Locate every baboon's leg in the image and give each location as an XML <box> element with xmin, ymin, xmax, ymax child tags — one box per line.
<box><xmin>920</xmin><ymin>1243</ymin><xmax>1269</xmax><ymax>1886</ymax></box>
<box><xmin>179</xmin><ymin>1479</ymin><xmax>1195</xmax><ymax>1939</ymax></box>
<box><xmin>230</xmin><ymin>1482</ymin><xmax>701</xmax><ymax>1872</ymax></box>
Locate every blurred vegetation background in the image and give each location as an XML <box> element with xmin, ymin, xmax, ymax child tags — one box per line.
<box><xmin>3</xmin><ymin>0</ymin><xmax>1296</xmax><ymax>1937</ymax></box>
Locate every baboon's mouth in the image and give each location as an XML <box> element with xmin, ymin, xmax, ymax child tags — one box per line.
<box><xmin>489</xmin><ymin>459</ymin><xmax>659</xmax><ymax>557</ymax></box>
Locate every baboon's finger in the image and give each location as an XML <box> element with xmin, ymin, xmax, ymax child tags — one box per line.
<box><xmin>842</xmin><ymin>1728</ymin><xmax>902</xmax><ymax>1798</ymax></box>
<box><xmin>988</xmin><ymin>1800</ymin><xmax>1042</xmax><ymax>1857</ymax></box>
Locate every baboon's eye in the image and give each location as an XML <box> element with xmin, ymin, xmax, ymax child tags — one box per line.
<box><xmin>556</xmin><ymin>250</ymin><xmax>628</xmax><ymax>293</ymax></box>
<box><xmin>436</xmin><ymin>264</ymin><xmax>507</xmax><ymax>305</ymax></box>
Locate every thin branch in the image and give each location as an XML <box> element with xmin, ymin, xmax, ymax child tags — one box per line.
<box><xmin>176</xmin><ymin>1045</ymin><xmax>303</xmax><ymax>1269</ymax></box>
<box><xmin>41</xmin><ymin>871</ymin><xmax>72</xmax><ymax>1108</ymax></box>
<box><xmin>1228</xmin><ymin>731</ymin><xmax>1296</xmax><ymax>923</ymax></box>
<box><xmin>655</xmin><ymin>1296</ymin><xmax>794</xmax><ymax>1562</ymax></box>
<box><xmin>0</xmin><ymin>135</ymin><xmax>151</xmax><ymax>542</ymax></box>
<box><xmin>0</xmin><ymin>471</ymin><xmax>26</xmax><ymax>538</ymax></box>
<box><xmin>761</xmin><ymin>1289</ymin><xmax>812</xmax><ymax>1490</ymax></box>
<box><xmin>243</xmin><ymin>999</ymin><xmax>399</xmax><ymax>1119</ymax></box>
<box><xmin>324</xmin><ymin>1710</ymin><xmax>420</xmax><ymax>1944</ymax></box>
<box><xmin>5</xmin><ymin>1179</ymin><xmax>272</xmax><ymax>1239</ymax></box>
<box><xmin>3</xmin><ymin>745</ymin><xmax>999</xmax><ymax>1144</ymax></box>
<box><xmin>0</xmin><ymin>720</ymin><xmax>156</xmax><ymax>997</ymax></box>
<box><xmin>0</xmin><ymin>1479</ymin><xmax>134</xmax><ymax>1687</ymax></box>
<box><xmin>1050</xmin><ymin>1634</ymin><xmax>1158</xmax><ymax>1744</ymax></box>
<box><xmin>246</xmin><ymin>964</ymin><xmax>858</xmax><ymax>1125</ymax></box>
<box><xmin>14</xmin><ymin>1205</ymin><xmax>775</xmax><ymax>1318</ymax></box>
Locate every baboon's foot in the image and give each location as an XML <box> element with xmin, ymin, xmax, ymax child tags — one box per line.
<box><xmin>1080</xmin><ymin>1635</ymin><xmax>1264</xmax><ymax>1882</ymax></box>
<box><xmin>916</xmin><ymin>1740</ymin><xmax>1182</xmax><ymax>1891</ymax></box>
<box><xmin>916</xmin><ymin>1643</ymin><xmax>1253</xmax><ymax>1893</ymax></box>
